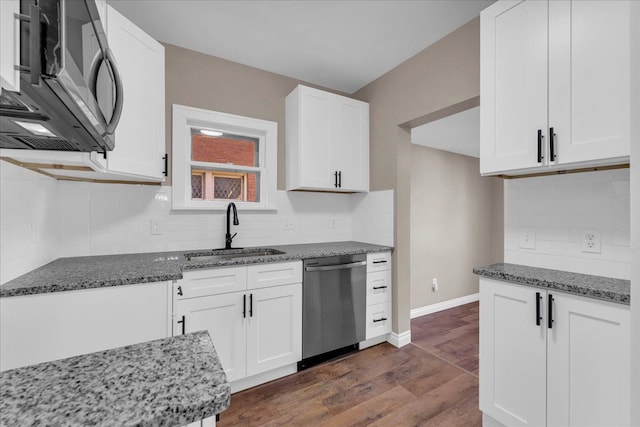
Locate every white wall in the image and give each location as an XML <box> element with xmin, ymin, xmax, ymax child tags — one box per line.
<box><xmin>0</xmin><ymin>161</ymin><xmax>59</xmax><ymax>284</ymax></box>
<box><xmin>1</xmin><ymin>160</ymin><xmax>394</xmax><ymax>283</ymax></box>
<box><xmin>504</xmin><ymin>169</ymin><xmax>631</xmax><ymax>279</ymax></box>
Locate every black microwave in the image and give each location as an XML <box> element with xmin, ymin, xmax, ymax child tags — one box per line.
<box><xmin>0</xmin><ymin>0</ymin><xmax>122</xmax><ymax>153</ymax></box>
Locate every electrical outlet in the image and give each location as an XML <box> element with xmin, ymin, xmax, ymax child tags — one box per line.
<box><xmin>151</xmin><ymin>219</ymin><xmax>163</xmax><ymax>235</ymax></box>
<box><xmin>519</xmin><ymin>227</ymin><xmax>536</xmax><ymax>249</ymax></box>
<box><xmin>581</xmin><ymin>230</ymin><xmax>601</xmax><ymax>253</ymax></box>
<box><xmin>432</xmin><ymin>278</ymin><xmax>438</xmax><ymax>292</ymax></box>
<box><xmin>282</xmin><ymin>218</ymin><xmax>295</xmax><ymax>230</ymax></box>
<box><xmin>330</xmin><ymin>217</ymin><xmax>336</xmax><ymax>229</ymax></box>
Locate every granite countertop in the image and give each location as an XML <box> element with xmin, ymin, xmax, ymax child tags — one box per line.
<box><xmin>473</xmin><ymin>263</ymin><xmax>630</xmax><ymax>305</ymax></box>
<box><xmin>0</xmin><ymin>331</ymin><xmax>230</xmax><ymax>427</ymax></box>
<box><xmin>0</xmin><ymin>241</ymin><xmax>392</xmax><ymax>298</ymax></box>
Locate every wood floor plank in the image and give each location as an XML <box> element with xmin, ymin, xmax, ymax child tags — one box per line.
<box><xmin>219</xmin><ymin>301</ymin><xmax>480</xmax><ymax>426</ymax></box>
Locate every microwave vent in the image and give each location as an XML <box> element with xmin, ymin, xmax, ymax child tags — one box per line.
<box><xmin>17</xmin><ymin>137</ymin><xmax>79</xmax><ymax>151</ymax></box>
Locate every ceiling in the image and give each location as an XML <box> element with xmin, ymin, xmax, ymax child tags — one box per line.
<box><xmin>108</xmin><ymin>0</ymin><xmax>494</xmax><ymax>94</ymax></box>
<box><xmin>411</xmin><ymin>106</ymin><xmax>480</xmax><ymax>158</ymax></box>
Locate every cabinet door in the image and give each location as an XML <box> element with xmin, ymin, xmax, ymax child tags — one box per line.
<box><xmin>332</xmin><ymin>98</ymin><xmax>369</xmax><ymax>192</ymax></box>
<box><xmin>0</xmin><ymin>0</ymin><xmax>19</xmax><ymax>92</ymax></box>
<box><xmin>297</xmin><ymin>87</ymin><xmax>333</xmax><ymax>189</ymax></box>
<box><xmin>546</xmin><ymin>293</ymin><xmax>630</xmax><ymax>427</ymax></box>
<box><xmin>246</xmin><ymin>283</ymin><xmax>302</xmax><ymax>377</ymax></box>
<box><xmin>479</xmin><ymin>279</ymin><xmax>547</xmax><ymax>426</ymax></box>
<box><xmin>0</xmin><ymin>282</ymin><xmax>170</xmax><ymax>371</ymax></box>
<box><xmin>106</xmin><ymin>6</ymin><xmax>165</xmax><ymax>181</ymax></box>
<box><xmin>548</xmin><ymin>0</ymin><xmax>631</xmax><ymax>165</ymax></box>
<box><xmin>480</xmin><ymin>0</ymin><xmax>549</xmax><ymax>174</ymax></box>
<box><xmin>176</xmin><ymin>293</ymin><xmax>247</xmax><ymax>382</ymax></box>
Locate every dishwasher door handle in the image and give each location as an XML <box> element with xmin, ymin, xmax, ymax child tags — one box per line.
<box><xmin>304</xmin><ymin>261</ymin><xmax>367</xmax><ymax>272</ymax></box>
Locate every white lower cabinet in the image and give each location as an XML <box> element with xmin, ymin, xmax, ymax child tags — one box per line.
<box><xmin>0</xmin><ymin>282</ymin><xmax>171</xmax><ymax>372</ymax></box>
<box><xmin>480</xmin><ymin>278</ymin><xmax>630</xmax><ymax>427</ymax></box>
<box><xmin>364</xmin><ymin>252</ymin><xmax>392</xmax><ymax>341</ymax></box>
<box><xmin>174</xmin><ymin>262</ymin><xmax>302</xmax><ymax>385</ymax></box>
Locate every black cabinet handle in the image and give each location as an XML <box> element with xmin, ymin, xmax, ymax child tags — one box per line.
<box><xmin>249</xmin><ymin>293</ymin><xmax>253</xmax><ymax>317</ymax></box>
<box><xmin>548</xmin><ymin>294</ymin><xmax>554</xmax><ymax>329</ymax></box>
<box><xmin>163</xmin><ymin>154</ymin><xmax>169</xmax><ymax>176</ymax></box>
<box><xmin>537</xmin><ymin>129</ymin><xmax>544</xmax><ymax>163</ymax></box>
<box><xmin>549</xmin><ymin>127</ymin><xmax>556</xmax><ymax>161</ymax></box>
<box><xmin>373</xmin><ymin>286</ymin><xmax>388</xmax><ymax>290</ymax></box>
<box><xmin>177</xmin><ymin>285</ymin><xmax>183</xmax><ymax>296</ymax></box>
<box><xmin>338</xmin><ymin>171</ymin><xmax>342</xmax><ymax>188</ymax></box>
<box><xmin>372</xmin><ymin>260</ymin><xmax>387</xmax><ymax>264</ymax></box>
<box><xmin>177</xmin><ymin>315</ymin><xmax>185</xmax><ymax>335</ymax></box>
<box><xmin>243</xmin><ymin>294</ymin><xmax>246</xmax><ymax>318</ymax></box>
<box><xmin>373</xmin><ymin>317</ymin><xmax>388</xmax><ymax>323</ymax></box>
<box><xmin>535</xmin><ymin>292</ymin><xmax>542</xmax><ymax>326</ymax></box>
<box><xmin>334</xmin><ymin>171</ymin><xmax>338</xmax><ymax>188</ymax></box>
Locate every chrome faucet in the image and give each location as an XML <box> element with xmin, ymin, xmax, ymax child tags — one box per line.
<box><xmin>225</xmin><ymin>202</ymin><xmax>239</xmax><ymax>249</ymax></box>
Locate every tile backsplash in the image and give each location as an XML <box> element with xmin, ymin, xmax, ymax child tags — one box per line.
<box><xmin>1</xmin><ymin>160</ymin><xmax>394</xmax><ymax>284</ymax></box>
<box><xmin>504</xmin><ymin>169</ymin><xmax>630</xmax><ymax>279</ymax></box>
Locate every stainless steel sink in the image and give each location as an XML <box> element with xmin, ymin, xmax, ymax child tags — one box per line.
<box><xmin>184</xmin><ymin>248</ymin><xmax>285</xmax><ymax>262</ymax></box>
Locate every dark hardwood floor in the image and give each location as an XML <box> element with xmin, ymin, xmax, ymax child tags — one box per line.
<box><xmin>218</xmin><ymin>301</ymin><xmax>480</xmax><ymax>426</ymax></box>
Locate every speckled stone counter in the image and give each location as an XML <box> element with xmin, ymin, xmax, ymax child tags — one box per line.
<box><xmin>0</xmin><ymin>241</ymin><xmax>392</xmax><ymax>298</ymax></box>
<box><xmin>0</xmin><ymin>331</ymin><xmax>230</xmax><ymax>427</ymax></box>
<box><xmin>473</xmin><ymin>263</ymin><xmax>630</xmax><ymax>305</ymax></box>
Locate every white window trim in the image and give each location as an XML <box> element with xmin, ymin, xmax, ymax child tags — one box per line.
<box><xmin>172</xmin><ymin>104</ymin><xmax>277</xmax><ymax>211</ymax></box>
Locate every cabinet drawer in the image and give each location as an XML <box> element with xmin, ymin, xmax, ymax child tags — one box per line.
<box><xmin>178</xmin><ymin>266</ymin><xmax>247</xmax><ymax>298</ymax></box>
<box><xmin>367</xmin><ymin>251</ymin><xmax>391</xmax><ymax>272</ymax></box>
<box><xmin>367</xmin><ymin>270</ymin><xmax>391</xmax><ymax>306</ymax></box>
<box><xmin>365</xmin><ymin>302</ymin><xmax>391</xmax><ymax>340</ymax></box>
<box><xmin>247</xmin><ymin>261</ymin><xmax>302</xmax><ymax>290</ymax></box>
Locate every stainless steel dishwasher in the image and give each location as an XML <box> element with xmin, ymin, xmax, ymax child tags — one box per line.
<box><xmin>299</xmin><ymin>253</ymin><xmax>367</xmax><ymax>370</ymax></box>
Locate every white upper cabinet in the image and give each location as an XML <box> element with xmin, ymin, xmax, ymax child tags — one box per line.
<box><xmin>0</xmin><ymin>0</ymin><xmax>20</xmax><ymax>92</ymax></box>
<box><xmin>481</xmin><ymin>0</ymin><xmax>632</xmax><ymax>176</ymax></box>
<box><xmin>105</xmin><ymin>6</ymin><xmax>166</xmax><ymax>181</ymax></box>
<box><xmin>286</xmin><ymin>85</ymin><xmax>369</xmax><ymax>192</ymax></box>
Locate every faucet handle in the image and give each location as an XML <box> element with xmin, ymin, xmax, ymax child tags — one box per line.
<box><xmin>230</xmin><ymin>233</ymin><xmax>237</xmax><ymax>241</ymax></box>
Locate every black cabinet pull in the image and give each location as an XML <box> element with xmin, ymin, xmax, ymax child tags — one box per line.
<box><xmin>537</xmin><ymin>129</ymin><xmax>544</xmax><ymax>163</ymax></box>
<box><xmin>535</xmin><ymin>292</ymin><xmax>542</xmax><ymax>326</ymax></box>
<box><xmin>548</xmin><ymin>294</ymin><xmax>554</xmax><ymax>329</ymax></box>
<box><xmin>338</xmin><ymin>171</ymin><xmax>342</xmax><ymax>188</ymax></box>
<box><xmin>249</xmin><ymin>294</ymin><xmax>253</xmax><ymax>317</ymax></box>
<box><xmin>373</xmin><ymin>317</ymin><xmax>387</xmax><ymax>323</ymax></box>
<box><xmin>549</xmin><ymin>127</ymin><xmax>556</xmax><ymax>161</ymax></box>
<box><xmin>162</xmin><ymin>153</ymin><xmax>168</xmax><ymax>176</ymax></box>
<box><xmin>242</xmin><ymin>294</ymin><xmax>246</xmax><ymax>318</ymax></box>
<box><xmin>177</xmin><ymin>285</ymin><xmax>183</xmax><ymax>296</ymax></box>
<box><xmin>334</xmin><ymin>171</ymin><xmax>338</xmax><ymax>188</ymax></box>
<box><xmin>372</xmin><ymin>260</ymin><xmax>387</xmax><ymax>264</ymax></box>
<box><xmin>373</xmin><ymin>285</ymin><xmax>388</xmax><ymax>290</ymax></box>
<box><xmin>177</xmin><ymin>315</ymin><xmax>185</xmax><ymax>335</ymax></box>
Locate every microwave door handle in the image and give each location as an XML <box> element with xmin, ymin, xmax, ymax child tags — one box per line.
<box><xmin>88</xmin><ymin>50</ymin><xmax>110</xmax><ymax>130</ymax></box>
<box><xmin>103</xmin><ymin>48</ymin><xmax>124</xmax><ymax>136</ymax></box>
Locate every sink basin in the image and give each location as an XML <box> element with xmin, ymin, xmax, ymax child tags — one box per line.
<box><xmin>184</xmin><ymin>248</ymin><xmax>285</xmax><ymax>262</ymax></box>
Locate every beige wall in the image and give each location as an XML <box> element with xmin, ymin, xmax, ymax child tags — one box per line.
<box><xmin>355</xmin><ymin>17</ymin><xmax>485</xmax><ymax>333</ymax></box>
<box><xmin>410</xmin><ymin>146</ymin><xmax>503</xmax><ymax>310</ymax></box>
<box><xmin>163</xmin><ymin>43</ymin><xmax>344</xmax><ymax>188</ymax></box>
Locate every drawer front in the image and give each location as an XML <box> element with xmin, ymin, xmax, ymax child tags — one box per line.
<box><xmin>178</xmin><ymin>266</ymin><xmax>247</xmax><ymax>298</ymax></box>
<box><xmin>367</xmin><ymin>269</ymin><xmax>391</xmax><ymax>306</ymax></box>
<box><xmin>367</xmin><ymin>251</ymin><xmax>391</xmax><ymax>272</ymax></box>
<box><xmin>366</xmin><ymin>301</ymin><xmax>392</xmax><ymax>340</ymax></box>
<box><xmin>247</xmin><ymin>261</ymin><xmax>302</xmax><ymax>290</ymax></box>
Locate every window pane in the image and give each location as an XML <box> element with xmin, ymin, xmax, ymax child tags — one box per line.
<box><xmin>214</xmin><ymin>177</ymin><xmax>242</xmax><ymax>200</ymax></box>
<box><xmin>191</xmin><ymin>129</ymin><xmax>259</xmax><ymax>167</ymax></box>
<box><xmin>191</xmin><ymin>174</ymin><xmax>203</xmax><ymax>199</ymax></box>
<box><xmin>190</xmin><ymin>168</ymin><xmax>260</xmax><ymax>203</ymax></box>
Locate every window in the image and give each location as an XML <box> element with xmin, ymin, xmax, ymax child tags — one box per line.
<box><xmin>172</xmin><ymin>105</ymin><xmax>277</xmax><ymax>210</ymax></box>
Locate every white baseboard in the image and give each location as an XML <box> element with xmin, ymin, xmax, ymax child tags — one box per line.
<box><xmin>388</xmin><ymin>330</ymin><xmax>411</xmax><ymax>348</ymax></box>
<box><xmin>410</xmin><ymin>293</ymin><xmax>479</xmax><ymax>319</ymax></box>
